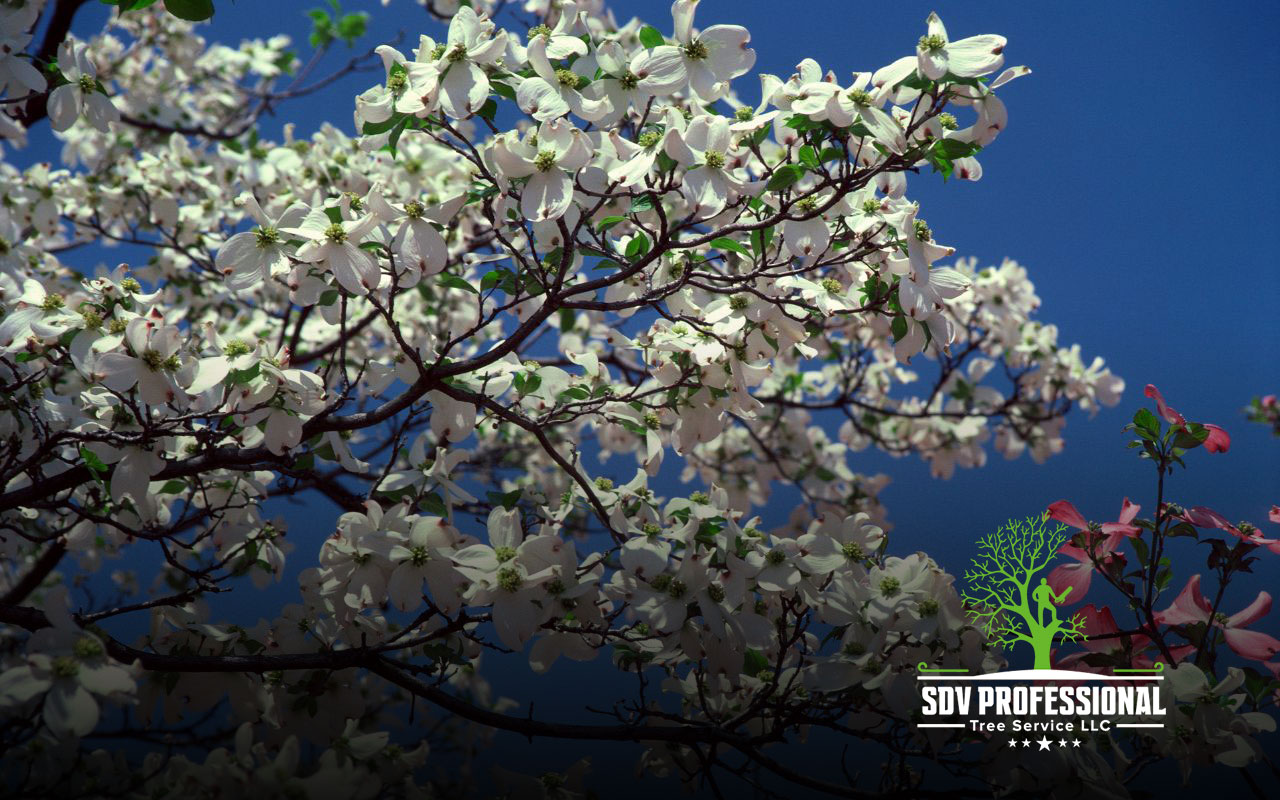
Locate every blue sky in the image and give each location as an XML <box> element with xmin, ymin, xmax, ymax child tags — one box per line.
<box><xmin>24</xmin><ymin>0</ymin><xmax>1280</xmax><ymax>791</ymax></box>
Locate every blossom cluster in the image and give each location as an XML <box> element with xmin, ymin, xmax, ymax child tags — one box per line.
<box><xmin>0</xmin><ymin>0</ymin><xmax>1240</xmax><ymax>797</ymax></box>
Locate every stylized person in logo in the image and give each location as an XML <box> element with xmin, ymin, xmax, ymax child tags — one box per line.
<box><xmin>1032</xmin><ymin>577</ymin><xmax>1072</xmax><ymax>627</ymax></box>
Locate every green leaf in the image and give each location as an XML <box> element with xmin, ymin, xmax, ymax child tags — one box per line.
<box><xmin>385</xmin><ymin>116</ymin><xmax>409</xmax><ymax>157</ymax></box>
<box><xmin>709</xmin><ymin>236</ymin><xmax>750</xmax><ymax>257</ymax></box>
<box><xmin>513</xmin><ymin>372</ymin><xmax>542</xmax><ymax>396</ymax></box>
<box><xmin>437</xmin><ymin>274</ymin><xmax>478</xmax><ymax>294</ymax></box>
<box><xmin>102</xmin><ymin>0</ymin><xmax>162</xmax><ymax>10</ymax></box>
<box><xmin>335</xmin><ymin>11</ymin><xmax>368</xmax><ymax>45</ymax></box>
<box><xmin>765</xmin><ymin>164</ymin><xmax>805</xmax><ymax>192</ymax></box>
<box><xmin>158</xmin><ymin>480</ymin><xmax>188</xmax><ymax>495</ymax></box>
<box><xmin>163</xmin><ymin>0</ymin><xmax>214</xmax><ymax>21</ymax></box>
<box><xmin>629</xmin><ymin>193</ymin><xmax>655</xmax><ymax>213</ymax></box>
<box><xmin>466</xmin><ymin>181</ymin><xmax>498</xmax><ymax>205</ymax></box>
<box><xmin>890</xmin><ymin>316</ymin><xmax>908</xmax><ymax>342</ymax></box>
<box><xmin>487</xmin><ymin>489</ymin><xmax>523</xmax><ymax>511</ymax></box>
<box><xmin>419</xmin><ymin>491</ymin><xmax>447</xmax><ymax>516</ymax></box>
<box><xmin>80</xmin><ymin>447</ymin><xmax>108</xmax><ymax>476</ymax></box>
<box><xmin>361</xmin><ymin>112</ymin><xmax>405</xmax><ymax>137</ymax></box>
<box><xmin>596</xmin><ymin>215</ymin><xmax>626</xmax><ymax>232</ymax></box>
<box><xmin>1172</xmin><ymin>422</ymin><xmax>1209</xmax><ymax>450</ymax></box>
<box><xmin>637</xmin><ymin>25</ymin><xmax>666</xmax><ymax>49</ymax></box>
<box><xmin>749</xmin><ymin>225</ymin><xmax>773</xmax><ymax>256</ymax></box>
<box><xmin>1132</xmin><ymin>408</ymin><xmax>1160</xmax><ymax>438</ymax></box>
<box><xmin>624</xmin><ymin>233</ymin><xmax>650</xmax><ymax>259</ymax></box>
<box><xmin>933</xmin><ymin>139</ymin><xmax>981</xmax><ymax>159</ymax></box>
<box><xmin>798</xmin><ymin>145</ymin><xmax>820</xmax><ymax>169</ymax></box>
<box><xmin>743</xmin><ymin>649</ymin><xmax>769</xmax><ymax>676</ymax></box>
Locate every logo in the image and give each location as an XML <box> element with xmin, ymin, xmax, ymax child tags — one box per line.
<box><xmin>915</xmin><ymin>515</ymin><xmax>1166</xmax><ymax>746</ymax></box>
<box><xmin>960</xmin><ymin>513</ymin><xmax>1085</xmax><ymax>670</ymax></box>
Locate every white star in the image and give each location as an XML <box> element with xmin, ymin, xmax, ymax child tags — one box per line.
<box><xmin>1058</xmin><ymin>739</ymin><xmax>1068</xmax><ymax>747</ymax></box>
<box><xmin>1036</xmin><ymin>736</ymin><xmax>1052</xmax><ymax>751</ymax></box>
<box><xmin>1072</xmin><ymin>739</ymin><xmax>1081</xmax><ymax>747</ymax></box>
<box><xmin>1022</xmin><ymin>738</ymin><xmax>1032</xmax><ymax>748</ymax></box>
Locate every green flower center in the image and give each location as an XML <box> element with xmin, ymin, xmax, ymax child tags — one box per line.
<box><xmin>796</xmin><ymin>197</ymin><xmax>818</xmax><ymax>213</ymax></box>
<box><xmin>446</xmin><ymin>43</ymin><xmax>467</xmax><ymax>63</ymax></box>
<box><xmin>843</xmin><ymin>641</ymin><xmax>866</xmax><ymax>656</ymax></box>
<box><xmin>847</xmin><ymin>88</ymin><xmax>873</xmax><ymax>107</ymax></box>
<box><xmin>734</xmin><ymin>106</ymin><xmax>754</xmax><ymax>122</ymax></box>
<box><xmin>594</xmin><ymin>477</ymin><xmax>614</xmax><ymax>491</ymax></box>
<box><xmin>77</xmin><ymin>74</ymin><xmax>97</xmax><ymax>93</ymax></box>
<box><xmin>40</xmin><ymin>293</ymin><xmax>65</xmax><ymax>311</ymax></box>
<box><xmin>409</xmin><ymin>546</ymin><xmax>429</xmax><ymax>566</ymax></box>
<box><xmin>497</xmin><ymin>566</ymin><xmax>522</xmax><ymax>592</ymax></box>
<box><xmin>706</xmin><ymin>584</ymin><xmax>726</xmax><ymax>603</ymax></box>
<box><xmin>107</xmin><ymin>318</ymin><xmax>128</xmax><ymax>334</ymax></box>
<box><xmin>387</xmin><ymin>72</ymin><xmax>407</xmax><ymax>94</ymax></box>
<box><xmin>141</xmin><ymin>348</ymin><xmax>179</xmax><ymax>372</ymax></box>
<box><xmin>255</xmin><ymin>226</ymin><xmax>281</xmax><ymax>247</ymax></box>
<box><xmin>913</xmin><ymin>219</ymin><xmax>932</xmax><ymax>242</ymax></box>
<box><xmin>650</xmin><ymin>574</ymin><xmax>672</xmax><ymax>592</ymax></box>
<box><xmin>821</xmin><ymin>278</ymin><xmax>842</xmax><ymax>294</ymax></box>
<box><xmin>404</xmin><ymin>201</ymin><xmax>425</xmax><ymax>219</ymax></box>
<box><xmin>73</xmin><ymin>637</ymin><xmax>104</xmax><ymax>659</ymax></box>
<box><xmin>637</xmin><ymin>131</ymin><xmax>661</xmax><ymax>149</ymax></box>
<box><xmin>545</xmin><ymin>578</ymin><xmax>565</xmax><ymax>595</ymax></box>
<box><xmin>52</xmin><ymin>656</ymin><xmax>80</xmax><ymax>679</ymax></box>
<box><xmin>841</xmin><ymin>541</ymin><xmax>864</xmax><ymax>560</ymax></box>
<box><xmin>121</xmin><ymin>278</ymin><xmax>141</xmax><ymax>292</ymax></box>
<box><xmin>689</xmin><ymin>490</ymin><xmax>709</xmax><ymax>503</ymax></box>
<box><xmin>879</xmin><ymin>576</ymin><xmax>901</xmax><ymax>597</ymax></box>
<box><xmin>919</xmin><ymin>598</ymin><xmax>940</xmax><ymax>617</ymax></box>
<box><xmin>619</xmin><ymin>70</ymin><xmax>639</xmax><ymax>90</ymax></box>
<box><xmin>703</xmin><ymin>149</ymin><xmax>725</xmax><ymax>169</ymax></box>
<box><xmin>937</xmin><ymin>112</ymin><xmax>957</xmax><ymax>130</ymax></box>
<box><xmin>643</xmin><ymin>412</ymin><xmax>661</xmax><ymax>430</ymax></box>
<box><xmin>81</xmin><ymin>309</ymin><xmax>102</xmax><ymax>328</ymax></box>
<box><xmin>918</xmin><ymin>34</ymin><xmax>947</xmax><ymax>53</ymax></box>
<box><xmin>765</xmin><ymin>549</ymin><xmax>786</xmax><ymax>566</ymax></box>
<box><xmin>683</xmin><ymin>39</ymin><xmax>709</xmax><ymax>60</ymax></box>
<box><xmin>642</xmin><ymin>522</ymin><xmax>661</xmax><ymax>537</ymax></box>
<box><xmin>667</xmin><ymin>579</ymin><xmax>687</xmax><ymax>599</ymax></box>
<box><xmin>494</xmin><ymin>545</ymin><xmax>517</xmax><ymax>563</ymax></box>
<box><xmin>324</xmin><ymin>223</ymin><xmax>348</xmax><ymax>244</ymax></box>
<box><xmin>555</xmin><ymin>68</ymin><xmax>581</xmax><ymax>89</ymax></box>
<box><xmin>534</xmin><ymin>149</ymin><xmax>558</xmax><ymax>172</ymax></box>
<box><xmin>528</xmin><ymin>24</ymin><xmax>553</xmax><ymax>40</ymax></box>
<box><xmin>861</xmin><ymin>198</ymin><xmax>880</xmax><ymax>214</ymax></box>
<box><xmin>224</xmin><ymin>339</ymin><xmax>252</xmax><ymax>357</ymax></box>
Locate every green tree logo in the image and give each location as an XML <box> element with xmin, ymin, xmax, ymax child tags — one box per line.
<box><xmin>961</xmin><ymin>515</ymin><xmax>1087</xmax><ymax>670</ymax></box>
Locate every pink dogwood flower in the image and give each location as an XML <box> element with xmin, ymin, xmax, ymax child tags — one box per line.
<box><xmin>1143</xmin><ymin>383</ymin><xmax>1231</xmax><ymax>453</ymax></box>
<box><xmin>1045</xmin><ymin>499</ymin><xmax>1140</xmax><ymax>603</ymax></box>
<box><xmin>1180</xmin><ymin>506</ymin><xmax>1280</xmax><ymax>555</ymax></box>
<box><xmin>1156</xmin><ymin>575</ymin><xmax>1280</xmax><ymax>662</ymax></box>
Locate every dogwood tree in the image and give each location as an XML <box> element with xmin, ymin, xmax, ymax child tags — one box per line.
<box><xmin>0</xmin><ymin>0</ymin><xmax>1269</xmax><ymax>797</ymax></box>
